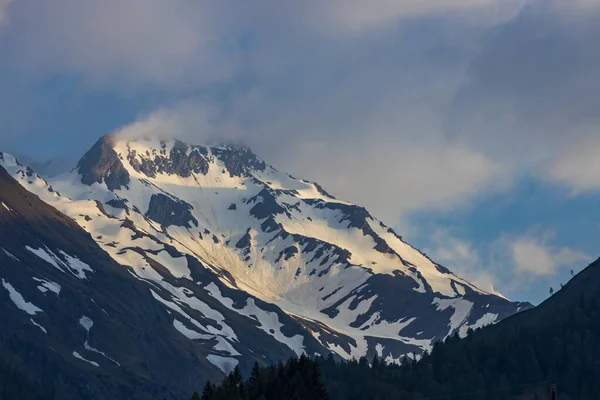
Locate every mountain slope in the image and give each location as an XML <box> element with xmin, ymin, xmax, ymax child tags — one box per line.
<box><xmin>1</xmin><ymin>134</ymin><xmax>528</xmax><ymax>364</ymax></box>
<box><xmin>0</xmin><ymin>159</ymin><xmax>325</xmax><ymax>399</ymax></box>
<box><xmin>316</xmin><ymin>256</ymin><xmax>600</xmax><ymax>400</ymax></box>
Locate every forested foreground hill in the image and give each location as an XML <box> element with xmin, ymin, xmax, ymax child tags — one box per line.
<box><xmin>198</xmin><ymin>257</ymin><xmax>600</xmax><ymax>400</ymax></box>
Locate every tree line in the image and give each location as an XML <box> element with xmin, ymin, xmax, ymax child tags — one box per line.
<box><xmin>192</xmin><ymin>354</ymin><xmax>328</xmax><ymax>400</ymax></box>
<box><xmin>193</xmin><ymin>287</ymin><xmax>600</xmax><ymax>400</ymax></box>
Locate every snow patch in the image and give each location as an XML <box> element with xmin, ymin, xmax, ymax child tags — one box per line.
<box><xmin>72</xmin><ymin>351</ymin><xmax>99</xmax><ymax>367</ymax></box>
<box><xmin>213</xmin><ymin>336</ymin><xmax>241</xmax><ymax>356</ymax></box>
<box><xmin>58</xmin><ymin>251</ymin><xmax>93</xmax><ymax>279</ymax></box>
<box><xmin>173</xmin><ymin>319</ymin><xmax>210</xmax><ymax>340</ymax></box>
<box><xmin>2</xmin><ymin>279</ymin><xmax>43</xmax><ymax>315</ymax></box>
<box><xmin>1</xmin><ymin>248</ymin><xmax>20</xmax><ymax>261</ymax></box>
<box><xmin>458</xmin><ymin>312</ymin><xmax>499</xmax><ymax>337</ymax></box>
<box><xmin>79</xmin><ymin>315</ymin><xmax>120</xmax><ymax>366</ymax></box>
<box><xmin>79</xmin><ymin>315</ymin><xmax>94</xmax><ymax>331</ymax></box>
<box><xmin>26</xmin><ymin>246</ymin><xmax>64</xmax><ymax>272</ymax></box>
<box><xmin>33</xmin><ymin>277</ymin><xmax>61</xmax><ymax>295</ymax></box>
<box><xmin>206</xmin><ymin>283</ymin><xmax>305</xmax><ymax>356</ymax></box>
<box><xmin>432</xmin><ymin>297</ymin><xmax>473</xmax><ymax>337</ymax></box>
<box><xmin>30</xmin><ymin>319</ymin><xmax>47</xmax><ymax>333</ymax></box>
<box><xmin>207</xmin><ymin>355</ymin><xmax>238</xmax><ymax>374</ymax></box>
<box><xmin>26</xmin><ymin>246</ymin><xmax>93</xmax><ymax>279</ymax></box>
<box><xmin>375</xmin><ymin>343</ymin><xmax>384</xmax><ymax>358</ymax></box>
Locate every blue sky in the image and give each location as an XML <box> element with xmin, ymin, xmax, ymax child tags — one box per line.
<box><xmin>0</xmin><ymin>0</ymin><xmax>599</xmax><ymax>304</ymax></box>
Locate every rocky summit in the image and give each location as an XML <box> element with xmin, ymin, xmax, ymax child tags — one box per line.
<box><xmin>0</xmin><ymin>135</ymin><xmax>531</xmax><ymax>399</ymax></box>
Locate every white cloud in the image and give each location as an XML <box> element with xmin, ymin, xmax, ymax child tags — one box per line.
<box><xmin>116</xmin><ymin>95</ymin><xmax>510</xmax><ymax>222</ymax></box>
<box><xmin>421</xmin><ymin>229</ymin><xmax>591</xmax><ymax>301</ymax></box>
<box><xmin>280</xmin><ymin>138</ymin><xmax>507</xmax><ymax>221</ymax></box>
<box><xmin>425</xmin><ymin>230</ymin><xmax>500</xmax><ymax>295</ymax></box>
<box><xmin>548</xmin><ymin>135</ymin><xmax>600</xmax><ymax>194</ymax></box>
<box><xmin>114</xmin><ymin>103</ymin><xmax>220</xmax><ymax>142</ymax></box>
<box><xmin>509</xmin><ymin>234</ymin><xmax>590</xmax><ymax>277</ymax></box>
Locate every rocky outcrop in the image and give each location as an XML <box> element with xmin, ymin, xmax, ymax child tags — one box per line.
<box><xmin>145</xmin><ymin>193</ymin><xmax>198</xmax><ymax>228</ymax></box>
<box><xmin>248</xmin><ymin>188</ymin><xmax>288</xmax><ymax>220</ymax></box>
<box><xmin>127</xmin><ymin>140</ymin><xmax>210</xmax><ymax>178</ymax></box>
<box><xmin>77</xmin><ymin>135</ymin><xmax>130</xmax><ymax>191</ymax></box>
<box><xmin>212</xmin><ymin>146</ymin><xmax>266</xmax><ymax>177</ymax></box>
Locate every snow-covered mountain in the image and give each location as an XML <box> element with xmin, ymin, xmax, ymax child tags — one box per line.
<box><xmin>0</xmin><ymin>134</ymin><xmax>530</xmax><ymax>396</ymax></box>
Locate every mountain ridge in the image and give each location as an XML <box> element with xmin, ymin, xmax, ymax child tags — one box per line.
<box><xmin>0</xmin><ymin>134</ymin><xmax>530</xmax><ymax>375</ymax></box>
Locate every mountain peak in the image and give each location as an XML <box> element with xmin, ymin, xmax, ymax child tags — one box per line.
<box><xmin>77</xmin><ymin>134</ymin><xmax>131</xmax><ymax>191</ymax></box>
<box><xmin>3</xmin><ymin>133</ymin><xmax>530</xmax><ymax>368</ymax></box>
<box><xmin>76</xmin><ymin>134</ymin><xmax>268</xmax><ymax>187</ymax></box>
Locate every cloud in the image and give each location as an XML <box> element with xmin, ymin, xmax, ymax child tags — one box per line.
<box><xmin>425</xmin><ymin>230</ymin><xmax>500</xmax><ymax>295</ymax></box>
<box><xmin>115</xmin><ymin>91</ymin><xmax>510</xmax><ymax>222</ymax></box>
<box><xmin>114</xmin><ymin>103</ymin><xmax>220</xmax><ymax>142</ymax></box>
<box><xmin>422</xmin><ymin>228</ymin><xmax>591</xmax><ymax>300</ymax></box>
<box><xmin>2</xmin><ymin>0</ymin><xmax>237</xmax><ymax>88</ymax></box>
<box><xmin>276</xmin><ymin>0</ymin><xmax>527</xmax><ymax>34</ymax></box>
<box><xmin>1</xmin><ymin>0</ymin><xmax>526</xmax><ymax>88</ymax></box>
<box><xmin>0</xmin><ymin>0</ymin><xmax>13</xmax><ymax>27</ymax></box>
<box><xmin>0</xmin><ymin>0</ymin><xmax>529</xmax><ymax>225</ymax></box>
<box><xmin>509</xmin><ymin>234</ymin><xmax>590</xmax><ymax>277</ymax></box>
<box><xmin>278</xmin><ymin>138</ymin><xmax>506</xmax><ymax>220</ymax></box>
<box><xmin>444</xmin><ymin>0</ymin><xmax>600</xmax><ymax>175</ymax></box>
<box><xmin>1</xmin><ymin>0</ymin><xmax>598</xmax><ymax>306</ymax></box>
<box><xmin>2</xmin><ymin>0</ymin><xmax>599</xmax><ymax>226</ymax></box>
<box><xmin>548</xmin><ymin>135</ymin><xmax>600</xmax><ymax>194</ymax></box>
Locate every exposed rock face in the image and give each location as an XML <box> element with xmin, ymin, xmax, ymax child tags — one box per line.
<box><xmin>145</xmin><ymin>194</ymin><xmax>198</xmax><ymax>228</ymax></box>
<box><xmin>236</xmin><ymin>229</ymin><xmax>252</xmax><ymax>250</ymax></box>
<box><xmin>248</xmin><ymin>189</ymin><xmax>288</xmax><ymax>220</ymax></box>
<box><xmin>276</xmin><ymin>246</ymin><xmax>299</xmax><ymax>262</ymax></box>
<box><xmin>105</xmin><ymin>198</ymin><xmax>129</xmax><ymax>211</ymax></box>
<box><xmin>127</xmin><ymin>140</ymin><xmax>210</xmax><ymax>178</ymax></box>
<box><xmin>77</xmin><ymin>135</ymin><xmax>130</xmax><ymax>190</ymax></box>
<box><xmin>212</xmin><ymin>146</ymin><xmax>266</xmax><ymax>177</ymax></box>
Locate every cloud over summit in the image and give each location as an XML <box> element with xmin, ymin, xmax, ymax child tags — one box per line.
<box><xmin>0</xmin><ymin>0</ymin><xmax>598</xmax><ymax>303</ymax></box>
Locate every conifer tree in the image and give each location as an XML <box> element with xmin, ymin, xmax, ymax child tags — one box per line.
<box><xmin>200</xmin><ymin>380</ymin><xmax>215</xmax><ymax>400</ymax></box>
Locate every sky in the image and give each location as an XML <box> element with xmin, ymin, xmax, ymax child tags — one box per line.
<box><xmin>0</xmin><ymin>0</ymin><xmax>599</xmax><ymax>304</ymax></box>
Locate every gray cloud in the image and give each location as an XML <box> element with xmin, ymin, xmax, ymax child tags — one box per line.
<box><xmin>1</xmin><ymin>0</ymin><xmax>599</xmax><ymax>222</ymax></box>
<box><xmin>1</xmin><ymin>0</ymin><xmax>598</xmax><ymax>301</ymax></box>
<box><xmin>0</xmin><ymin>0</ymin><xmax>13</xmax><ymax>27</ymax></box>
<box><xmin>0</xmin><ymin>0</ymin><xmax>523</xmax><ymax>88</ymax></box>
<box><xmin>445</xmin><ymin>0</ymin><xmax>600</xmax><ymax>175</ymax></box>
<box><xmin>2</xmin><ymin>0</ymin><xmax>237</xmax><ymax>88</ymax></box>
